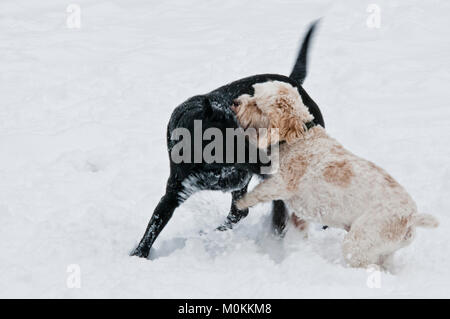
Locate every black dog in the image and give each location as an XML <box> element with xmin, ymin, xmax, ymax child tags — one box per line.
<box><xmin>131</xmin><ymin>21</ymin><xmax>324</xmax><ymax>258</ymax></box>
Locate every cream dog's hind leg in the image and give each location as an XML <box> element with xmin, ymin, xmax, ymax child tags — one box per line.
<box><xmin>236</xmin><ymin>175</ymin><xmax>289</xmax><ymax>210</ymax></box>
<box><xmin>342</xmin><ymin>212</ymin><xmax>411</xmax><ymax>268</ymax></box>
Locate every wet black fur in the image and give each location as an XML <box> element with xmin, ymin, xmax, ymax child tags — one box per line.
<box><xmin>131</xmin><ymin>21</ymin><xmax>324</xmax><ymax>258</ymax></box>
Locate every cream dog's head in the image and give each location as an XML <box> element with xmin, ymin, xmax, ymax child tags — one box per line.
<box><xmin>232</xmin><ymin>81</ymin><xmax>314</xmax><ymax>148</ymax></box>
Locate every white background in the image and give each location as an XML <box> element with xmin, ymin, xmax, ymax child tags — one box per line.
<box><xmin>0</xmin><ymin>0</ymin><xmax>449</xmax><ymax>298</ymax></box>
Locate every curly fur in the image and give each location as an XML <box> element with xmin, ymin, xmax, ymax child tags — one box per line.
<box><xmin>234</xmin><ymin>81</ymin><xmax>439</xmax><ymax>268</ymax></box>
<box><xmin>233</xmin><ymin>81</ymin><xmax>314</xmax><ymax>148</ymax></box>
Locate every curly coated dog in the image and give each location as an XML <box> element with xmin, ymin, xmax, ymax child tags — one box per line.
<box><xmin>234</xmin><ymin>80</ymin><xmax>438</xmax><ymax>268</ymax></box>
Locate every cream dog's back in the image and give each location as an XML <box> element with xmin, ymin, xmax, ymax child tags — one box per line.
<box><xmin>278</xmin><ymin>126</ymin><xmax>414</xmax><ymax>229</ymax></box>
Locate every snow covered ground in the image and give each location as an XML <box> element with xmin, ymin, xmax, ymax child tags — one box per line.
<box><xmin>1</xmin><ymin>0</ymin><xmax>449</xmax><ymax>298</ymax></box>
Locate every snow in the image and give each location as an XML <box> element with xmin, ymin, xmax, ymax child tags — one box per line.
<box><xmin>1</xmin><ymin>0</ymin><xmax>449</xmax><ymax>298</ymax></box>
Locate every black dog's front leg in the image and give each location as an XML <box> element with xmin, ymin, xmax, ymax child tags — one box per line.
<box><xmin>271</xmin><ymin>200</ymin><xmax>289</xmax><ymax>236</ymax></box>
<box><xmin>217</xmin><ymin>179</ymin><xmax>290</xmax><ymax>235</ymax></box>
<box><xmin>217</xmin><ymin>183</ymin><xmax>249</xmax><ymax>231</ymax></box>
<box><xmin>271</xmin><ymin>200</ymin><xmax>328</xmax><ymax>233</ymax></box>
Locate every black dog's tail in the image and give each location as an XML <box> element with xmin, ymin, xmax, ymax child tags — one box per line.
<box><xmin>289</xmin><ymin>19</ymin><xmax>320</xmax><ymax>85</ymax></box>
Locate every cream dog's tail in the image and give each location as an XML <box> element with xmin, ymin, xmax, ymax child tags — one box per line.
<box><xmin>412</xmin><ymin>213</ymin><xmax>439</xmax><ymax>228</ymax></box>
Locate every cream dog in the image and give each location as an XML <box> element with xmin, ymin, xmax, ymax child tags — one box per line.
<box><xmin>233</xmin><ymin>80</ymin><xmax>438</xmax><ymax>268</ymax></box>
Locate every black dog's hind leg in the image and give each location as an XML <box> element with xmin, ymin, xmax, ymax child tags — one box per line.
<box><xmin>131</xmin><ymin>178</ymin><xmax>186</xmax><ymax>258</ymax></box>
<box><xmin>217</xmin><ymin>183</ymin><xmax>249</xmax><ymax>231</ymax></box>
<box><xmin>131</xmin><ymin>192</ymin><xmax>178</xmax><ymax>258</ymax></box>
<box><xmin>272</xmin><ymin>200</ymin><xmax>289</xmax><ymax>236</ymax></box>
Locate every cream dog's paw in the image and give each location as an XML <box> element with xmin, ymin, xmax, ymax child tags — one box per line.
<box><xmin>236</xmin><ymin>198</ymin><xmax>249</xmax><ymax>210</ymax></box>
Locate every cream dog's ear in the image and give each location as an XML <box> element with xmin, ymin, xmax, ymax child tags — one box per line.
<box><xmin>279</xmin><ymin>114</ymin><xmax>306</xmax><ymax>143</ymax></box>
<box><xmin>256</xmin><ymin>123</ymin><xmax>280</xmax><ymax>149</ymax></box>
<box><xmin>270</xmin><ymin>92</ymin><xmax>309</xmax><ymax>143</ymax></box>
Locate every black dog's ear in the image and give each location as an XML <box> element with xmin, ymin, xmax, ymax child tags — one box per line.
<box><xmin>203</xmin><ymin>97</ymin><xmax>235</xmax><ymax>126</ymax></box>
<box><xmin>203</xmin><ymin>97</ymin><xmax>214</xmax><ymax>118</ymax></box>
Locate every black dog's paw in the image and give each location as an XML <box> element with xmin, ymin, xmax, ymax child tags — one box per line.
<box><xmin>216</xmin><ymin>222</ymin><xmax>233</xmax><ymax>232</ymax></box>
<box><xmin>130</xmin><ymin>246</ymin><xmax>150</xmax><ymax>259</ymax></box>
<box><xmin>198</xmin><ymin>229</ymin><xmax>208</xmax><ymax>236</ymax></box>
